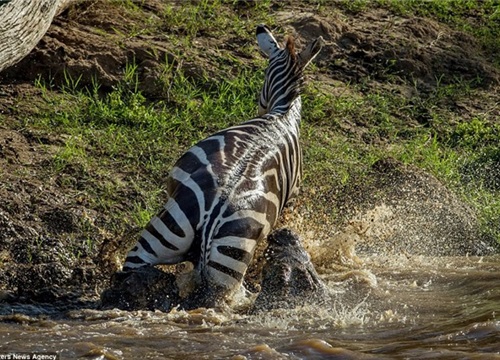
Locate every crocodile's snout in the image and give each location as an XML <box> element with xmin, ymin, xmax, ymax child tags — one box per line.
<box><xmin>267</xmin><ymin>228</ymin><xmax>300</xmax><ymax>247</ymax></box>
<box><xmin>254</xmin><ymin>228</ymin><xmax>328</xmax><ymax>311</ymax></box>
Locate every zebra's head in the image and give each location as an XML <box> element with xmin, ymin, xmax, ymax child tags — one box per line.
<box><xmin>256</xmin><ymin>24</ymin><xmax>323</xmax><ymax>116</ymax></box>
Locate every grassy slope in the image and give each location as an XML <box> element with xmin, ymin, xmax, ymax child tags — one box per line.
<box><xmin>5</xmin><ymin>0</ymin><xmax>500</xmax><ymax>263</ymax></box>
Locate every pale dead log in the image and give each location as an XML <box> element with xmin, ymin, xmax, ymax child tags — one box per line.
<box><xmin>0</xmin><ymin>0</ymin><xmax>78</xmax><ymax>72</ymax></box>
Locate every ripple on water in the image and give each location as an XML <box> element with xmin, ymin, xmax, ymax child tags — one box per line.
<box><xmin>235</xmin><ymin>338</ymin><xmax>388</xmax><ymax>360</ymax></box>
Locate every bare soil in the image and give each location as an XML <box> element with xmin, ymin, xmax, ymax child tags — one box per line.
<box><xmin>0</xmin><ymin>1</ymin><xmax>498</xmax><ymax>311</ymax></box>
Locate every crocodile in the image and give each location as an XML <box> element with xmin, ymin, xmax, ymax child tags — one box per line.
<box><xmin>252</xmin><ymin>228</ymin><xmax>328</xmax><ymax>311</ymax></box>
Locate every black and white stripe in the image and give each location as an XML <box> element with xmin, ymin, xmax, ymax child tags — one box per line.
<box><xmin>123</xmin><ymin>25</ymin><xmax>323</xmax><ymax>299</ymax></box>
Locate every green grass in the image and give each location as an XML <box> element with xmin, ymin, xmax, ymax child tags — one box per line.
<box><xmin>108</xmin><ymin>0</ymin><xmax>275</xmax><ymax>49</ymax></box>
<box><xmin>161</xmin><ymin>0</ymin><xmax>273</xmax><ymax>39</ymax></box>
<box><xmin>29</xmin><ymin>61</ymin><xmax>265</xmax><ymax>233</ymax></box>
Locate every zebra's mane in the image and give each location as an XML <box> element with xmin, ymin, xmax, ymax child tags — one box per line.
<box><xmin>285</xmin><ymin>36</ymin><xmax>296</xmax><ymax>62</ymax></box>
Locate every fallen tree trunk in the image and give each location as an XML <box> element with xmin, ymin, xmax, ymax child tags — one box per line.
<box><xmin>0</xmin><ymin>0</ymin><xmax>77</xmax><ymax>72</ymax></box>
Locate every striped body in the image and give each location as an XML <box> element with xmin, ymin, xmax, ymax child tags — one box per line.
<box><xmin>123</xmin><ymin>25</ymin><xmax>323</xmax><ymax>305</ymax></box>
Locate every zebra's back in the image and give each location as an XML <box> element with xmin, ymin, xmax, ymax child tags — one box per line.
<box><xmin>124</xmin><ymin>113</ymin><xmax>300</xmax><ymax>274</ymax></box>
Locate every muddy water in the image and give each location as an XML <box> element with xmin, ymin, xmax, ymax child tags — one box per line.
<box><xmin>1</xmin><ymin>255</ymin><xmax>499</xmax><ymax>359</ymax></box>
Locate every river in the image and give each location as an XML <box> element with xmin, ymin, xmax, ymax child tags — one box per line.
<box><xmin>1</xmin><ymin>253</ymin><xmax>499</xmax><ymax>359</ymax></box>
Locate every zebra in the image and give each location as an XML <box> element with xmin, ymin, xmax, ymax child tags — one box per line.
<box><xmin>122</xmin><ymin>24</ymin><xmax>323</xmax><ymax>309</ymax></box>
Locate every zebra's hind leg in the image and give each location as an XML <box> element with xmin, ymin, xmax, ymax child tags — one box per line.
<box><xmin>180</xmin><ymin>238</ymin><xmax>258</xmax><ymax>309</ymax></box>
<box><xmin>178</xmin><ymin>212</ymin><xmax>262</xmax><ymax>309</ymax></box>
<box><xmin>122</xmin><ymin>198</ymin><xmax>196</xmax><ymax>271</ymax></box>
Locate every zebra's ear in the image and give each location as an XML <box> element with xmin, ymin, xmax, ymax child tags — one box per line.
<box><xmin>256</xmin><ymin>24</ymin><xmax>280</xmax><ymax>57</ymax></box>
<box><xmin>297</xmin><ymin>36</ymin><xmax>324</xmax><ymax>69</ymax></box>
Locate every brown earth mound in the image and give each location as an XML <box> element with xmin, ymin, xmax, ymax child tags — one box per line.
<box><xmin>332</xmin><ymin>158</ymin><xmax>496</xmax><ymax>257</ymax></box>
<box><xmin>282</xmin><ymin>10</ymin><xmax>499</xmax><ymax>87</ymax></box>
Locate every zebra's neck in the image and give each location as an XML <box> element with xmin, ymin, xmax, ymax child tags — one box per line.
<box><xmin>266</xmin><ymin>96</ymin><xmax>302</xmax><ymax>123</ymax></box>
